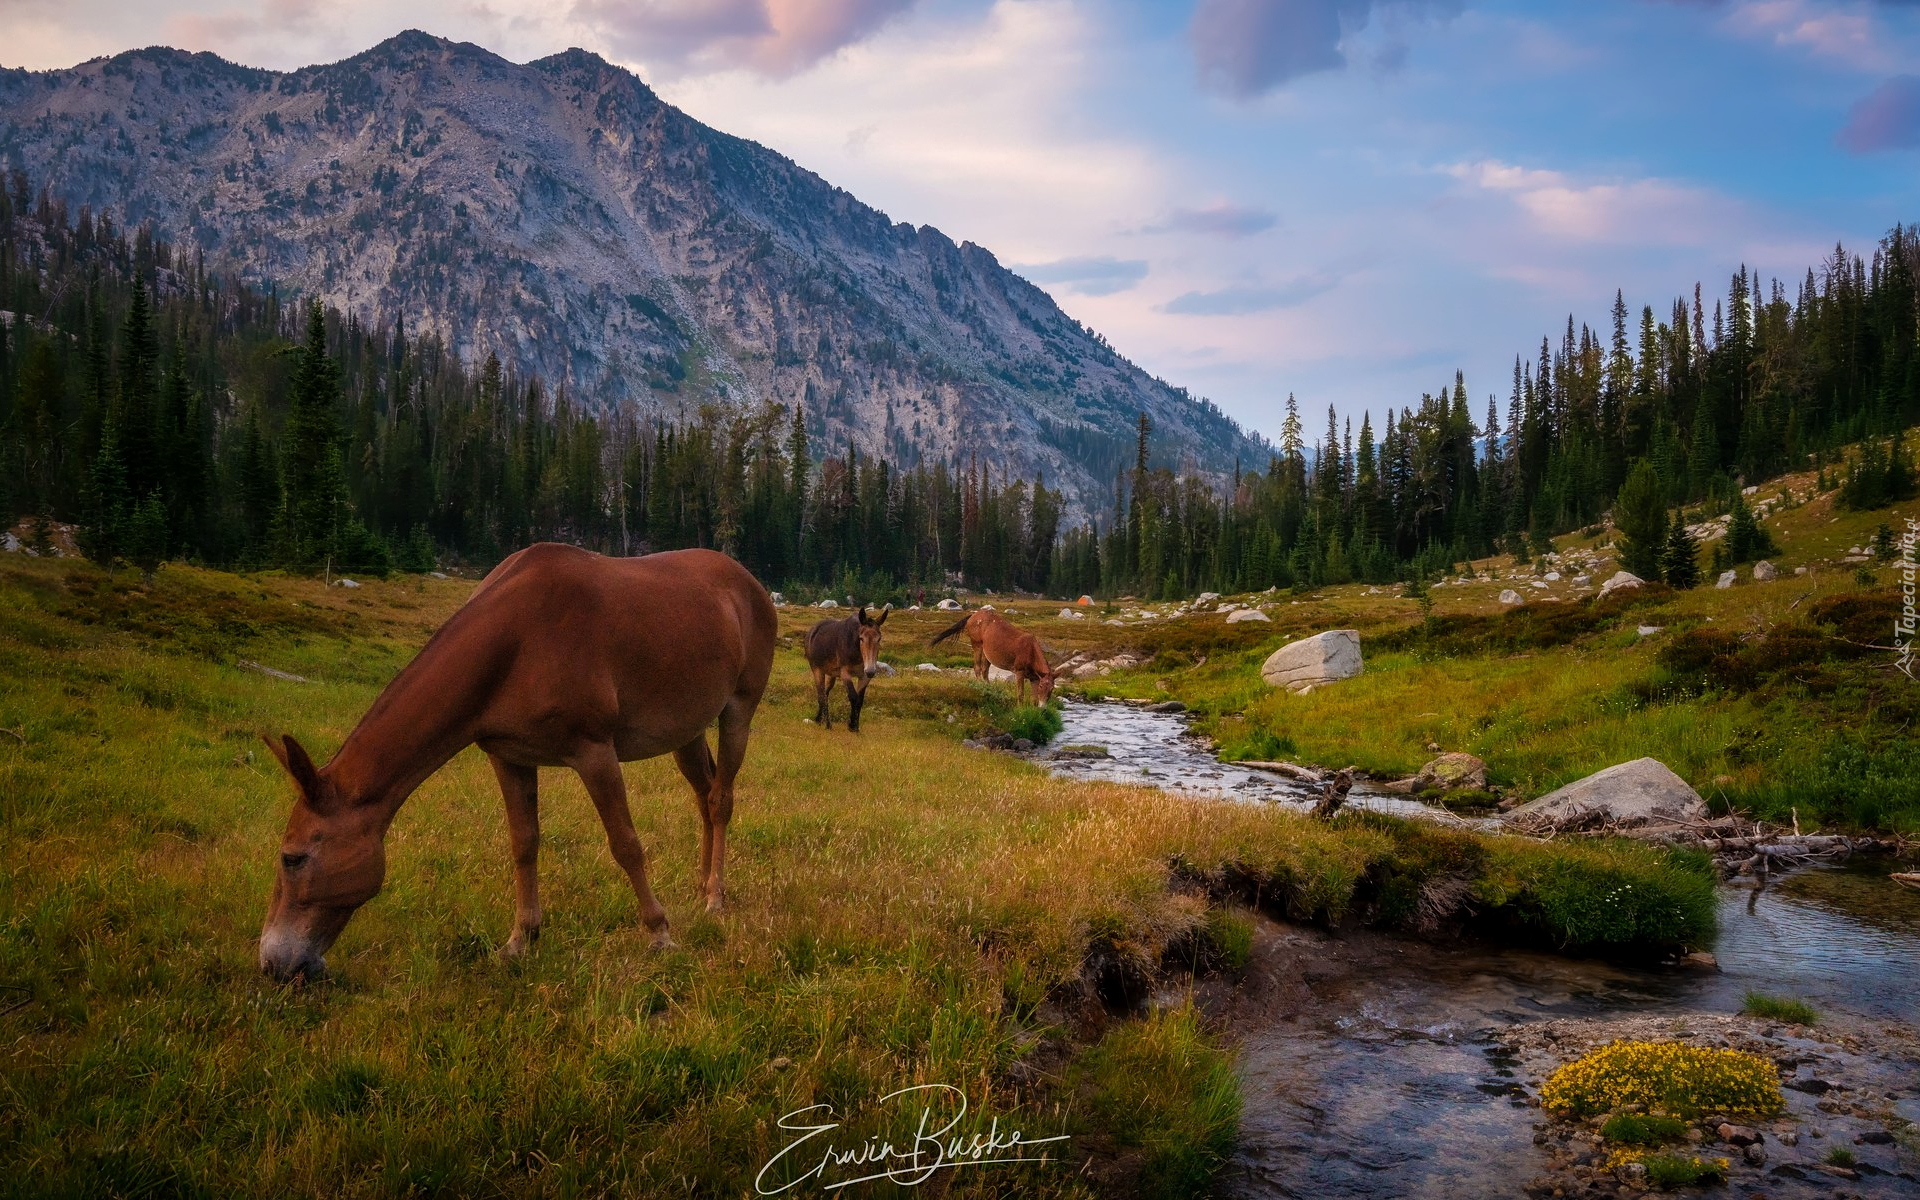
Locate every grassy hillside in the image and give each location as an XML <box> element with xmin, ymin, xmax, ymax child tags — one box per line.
<box><xmin>1060</xmin><ymin>464</ymin><xmax>1919</xmax><ymax>834</ymax></box>
<box><xmin>0</xmin><ymin>557</ymin><xmax>1716</xmax><ymax>1198</ymax></box>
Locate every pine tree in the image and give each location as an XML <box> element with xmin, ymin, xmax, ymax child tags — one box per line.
<box><xmin>275</xmin><ymin>303</ymin><xmax>348</xmax><ymax>568</ymax></box>
<box><xmin>1613</xmin><ymin>460</ymin><xmax>1666</xmax><ymax>579</ymax></box>
<box><xmin>78</xmin><ymin>417</ymin><xmax>131</xmax><ymax>570</ymax></box>
<box><xmin>1662</xmin><ymin>509</ymin><xmax>1700</xmax><ymax>588</ymax></box>
<box><xmin>1723</xmin><ymin>493</ymin><xmax>1776</xmax><ymax>563</ymax></box>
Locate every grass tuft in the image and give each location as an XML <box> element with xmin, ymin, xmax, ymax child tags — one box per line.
<box><xmin>1601</xmin><ymin>1111</ymin><xmax>1689</xmax><ymax>1146</ymax></box>
<box><xmin>1642</xmin><ymin>1153</ymin><xmax>1731</xmax><ymax>1188</ymax></box>
<box><xmin>1741</xmin><ymin>991</ymin><xmax>1819</xmax><ymax>1025</ymax></box>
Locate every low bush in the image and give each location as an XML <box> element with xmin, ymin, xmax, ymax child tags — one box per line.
<box><xmin>1471</xmin><ymin>840</ymin><xmax>1718</xmax><ymax>953</ymax></box>
<box><xmin>1005</xmin><ymin>702</ymin><xmax>1064</xmax><ymax>745</ymax></box>
<box><xmin>1542</xmin><ymin>1041</ymin><xmax>1784</xmax><ymax>1119</ymax></box>
<box><xmin>1642</xmin><ymin>1153</ymin><xmax>1730</xmax><ymax>1188</ymax></box>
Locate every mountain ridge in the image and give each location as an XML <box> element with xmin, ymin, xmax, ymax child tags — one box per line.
<box><xmin>0</xmin><ymin>31</ymin><xmax>1268</xmax><ymax>516</ymax></box>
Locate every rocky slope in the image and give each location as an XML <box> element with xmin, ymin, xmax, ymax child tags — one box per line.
<box><xmin>0</xmin><ymin>31</ymin><xmax>1265</xmax><ymax>515</ymax></box>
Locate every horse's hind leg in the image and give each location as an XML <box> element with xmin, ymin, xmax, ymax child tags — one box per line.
<box><xmin>573</xmin><ymin>742</ymin><xmax>672</xmax><ymax>949</ymax></box>
<box><xmin>489</xmin><ymin>754</ymin><xmax>542</xmax><ymax>957</ymax></box>
<box><xmin>672</xmin><ymin>737</ymin><xmax>718</xmax><ymax>900</ymax></box>
<box><xmin>700</xmin><ymin>694</ymin><xmax>754</xmax><ymax>913</ymax></box>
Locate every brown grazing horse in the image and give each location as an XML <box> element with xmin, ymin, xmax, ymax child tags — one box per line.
<box><xmin>258</xmin><ymin>543</ymin><xmax>777</xmax><ymax>983</ymax></box>
<box><xmin>930</xmin><ymin>608</ymin><xmax>1057</xmax><ymax>705</ymax></box>
<box><xmin>803</xmin><ymin>604</ymin><xmax>889</xmax><ymax>731</ymax></box>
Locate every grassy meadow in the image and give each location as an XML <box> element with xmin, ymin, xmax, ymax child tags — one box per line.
<box><xmin>0</xmin><ymin>554</ymin><xmax>1719</xmax><ymax>1198</ymax></box>
<box><xmin>1075</xmin><ymin>470</ymin><xmax>1920</xmax><ymax>835</ymax></box>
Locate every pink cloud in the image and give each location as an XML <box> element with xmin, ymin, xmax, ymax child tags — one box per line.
<box><xmin>573</xmin><ymin>0</ymin><xmax>918</xmax><ymax>76</ymax></box>
<box><xmin>1837</xmin><ymin>74</ymin><xmax>1920</xmax><ymax>152</ymax></box>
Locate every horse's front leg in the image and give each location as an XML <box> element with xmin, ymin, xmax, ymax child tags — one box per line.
<box><xmin>846</xmin><ymin>676</ymin><xmax>866</xmax><ymax>732</ymax></box>
<box><xmin>488</xmin><ymin>754</ymin><xmax>542</xmax><ymax>958</ymax></box>
<box><xmin>573</xmin><ymin>743</ymin><xmax>672</xmax><ymax>949</ymax></box>
<box><xmin>811</xmin><ymin>666</ymin><xmax>832</xmax><ymax>728</ymax></box>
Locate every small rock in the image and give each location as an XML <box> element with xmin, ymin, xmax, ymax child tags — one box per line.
<box><xmin>1778</xmin><ymin>1131</ymin><xmax>1799</xmax><ymax>1146</ymax></box>
<box><xmin>1636</xmin><ymin>625</ymin><xmax>1662</xmax><ymax>637</ymax></box>
<box><xmin>1011</xmin><ymin>738</ymin><xmax>1035</xmax><ymax>752</ymax></box>
<box><xmin>815</xmin><ymin>597</ymin><xmax>839</xmax><ymax>608</ymax></box>
<box><xmin>1793</xmin><ymin>565</ymin><xmax>1808</xmax><ymax>575</ymax></box>
<box><xmin>1717</xmin><ymin>1124</ymin><xmax>1761</xmax><ymax>1146</ymax></box>
<box><xmin>769</xmin><ymin>1056</ymin><xmax>793</xmax><ymax>1070</ymax></box>
<box><xmin>987</xmin><ymin>665</ymin><xmax>1016</xmax><ymax>683</ymax></box>
<box><xmin>916</xmin><ymin>662</ymin><xmax>942</xmax><ymax>672</ymax></box>
<box><xmin>333</xmin><ymin>578</ymin><xmax>360</xmax><ymax>588</ymax></box>
<box><xmin>1058</xmin><ymin>608</ymin><xmax>1086</xmax><ymax>619</ymax></box>
<box><xmin>768</xmin><ymin>591</ymin><xmax>786</xmax><ymax>605</ymax></box>
<box><xmin>1615</xmin><ymin>1162</ymin><xmax>1649</xmax><ymax>1185</ymax></box>
<box><xmin>1414</xmin><ymin>752</ymin><xmax>1487</xmax><ymax>790</ymax></box>
<box><xmin>1572</xmin><ymin>574</ymin><xmax>1591</xmax><ymax>586</ymax></box>
<box><xmin>1226</xmin><ymin>608</ymin><xmax>1271</xmax><ymax>623</ymax></box>
<box><xmin>871</xmin><ymin>662</ymin><xmax>896</xmax><ymax>676</ymax></box>
<box><xmin>1144</xmin><ymin>700</ymin><xmax>1186</xmax><ymax>713</ymax></box>
<box><xmin>1531</xmin><ymin>580</ymin><xmax>1550</xmax><ymax>589</ymax></box>
<box><xmin>1500</xmin><ymin>588</ymin><xmax>1524</xmax><ymax>605</ymax></box>
<box><xmin>1715</xmin><ymin>570</ymin><xmax>1736</xmax><ymax>589</ymax></box>
<box><xmin>1787</xmin><ymin>1079</ymin><xmax>1834</xmax><ymax>1095</ymax></box>
<box><xmin>937</xmin><ymin>597</ymin><xmax>962</xmax><ymax>610</ymax></box>
<box><xmin>1752</xmin><ymin>560</ymin><xmax>1778</xmax><ymax>582</ymax></box>
<box><xmin>1544</xmin><ymin>571</ymin><xmax>1561</xmax><ymax>581</ymax></box>
<box><xmin>1856</xmin><ymin>1130</ymin><xmax>1894</xmax><ymax>1145</ymax></box>
<box><xmin>1599</xmin><ymin>570</ymin><xmax>1644</xmax><ymax>597</ymax></box>
<box><xmin>1680</xmin><ymin>950</ymin><xmax>1719</xmax><ymax>969</ymax></box>
<box><xmin>1195</xmin><ymin>592</ymin><xmax>1222</xmax><ymax>605</ymax></box>
<box><xmin>429</xmin><ymin>571</ymin><xmax>449</xmax><ymax>579</ymax></box>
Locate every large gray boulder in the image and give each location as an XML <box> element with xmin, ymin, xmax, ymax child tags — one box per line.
<box><xmin>1261</xmin><ymin>630</ymin><xmax>1363</xmax><ymax>693</ymax></box>
<box><xmin>1505</xmin><ymin>758</ymin><xmax>1706</xmax><ymax>829</ymax></box>
<box><xmin>1414</xmin><ymin>752</ymin><xmax>1488</xmax><ymax>791</ymax></box>
<box><xmin>1599</xmin><ymin>570</ymin><xmax>1644</xmax><ymax>598</ymax></box>
<box><xmin>1752</xmin><ymin>560</ymin><xmax>1778</xmax><ymax>582</ymax></box>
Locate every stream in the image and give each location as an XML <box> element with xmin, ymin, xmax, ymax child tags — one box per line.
<box><xmin>1041</xmin><ymin>700</ymin><xmax>1920</xmax><ymax>1199</ymax></box>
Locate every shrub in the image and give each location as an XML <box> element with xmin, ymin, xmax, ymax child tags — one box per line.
<box><xmin>1642</xmin><ymin>1154</ymin><xmax>1730</xmax><ymax>1188</ymax></box>
<box><xmin>1825</xmin><ymin>1146</ymin><xmax>1856</xmax><ymax>1167</ymax></box>
<box><xmin>1541</xmin><ymin>1041</ymin><xmax>1784</xmax><ymax>1118</ymax></box>
<box><xmin>1472</xmin><ymin>841</ymin><xmax>1718</xmax><ymax>953</ymax></box>
<box><xmin>1741</xmin><ymin>992</ymin><xmax>1818</xmax><ymax>1025</ymax></box>
<box><xmin>1602</xmin><ymin>1112</ymin><xmax>1689</xmax><ymax>1146</ymax></box>
<box><xmin>1005</xmin><ymin>702</ymin><xmax>1064</xmax><ymax>745</ymax></box>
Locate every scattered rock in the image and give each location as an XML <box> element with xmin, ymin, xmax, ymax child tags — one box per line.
<box><xmin>1414</xmin><ymin>752</ymin><xmax>1488</xmax><ymax>791</ymax></box>
<box><xmin>1680</xmin><ymin>950</ymin><xmax>1719</xmax><ymax>969</ymax></box>
<box><xmin>1752</xmin><ymin>560</ymin><xmax>1778</xmax><ymax>582</ymax></box>
<box><xmin>1505</xmin><ymin>757</ymin><xmax>1707</xmax><ymax>830</ymax></box>
<box><xmin>871</xmin><ymin>662</ymin><xmax>895</xmax><ymax>676</ymax></box>
<box><xmin>1636</xmin><ymin>625</ymin><xmax>1663</xmax><ymax>637</ymax></box>
<box><xmin>1260</xmin><ymin>630</ymin><xmax>1363</xmax><ymax>693</ymax></box>
<box><xmin>1598</xmin><ymin>570</ymin><xmax>1644</xmax><ymax>597</ymax></box>
<box><xmin>1051</xmin><ymin>745</ymin><xmax>1109</xmax><ymax>760</ymax></box>
<box><xmin>1058</xmin><ymin>608</ymin><xmax>1086</xmax><ymax>619</ymax></box>
<box><xmin>429</xmin><ymin>571</ymin><xmax>449</xmax><ymax>580</ymax></box>
<box><xmin>1856</xmin><ymin>1130</ymin><xmax>1894</xmax><ymax>1145</ymax></box>
<box><xmin>1011</xmin><ymin>737</ymin><xmax>1035</xmax><ymax>752</ymax></box>
<box><xmin>1544</xmin><ymin>571</ymin><xmax>1561</xmax><ymax>581</ymax></box>
<box><xmin>1717</xmin><ymin>1124</ymin><xmax>1762</xmax><ymax>1146</ymax></box>
<box><xmin>987</xmin><ymin>665</ymin><xmax>1016</xmax><ymax>683</ymax></box>
<box><xmin>768</xmin><ymin>591</ymin><xmax>785</xmax><ymax>605</ymax></box>
<box><xmin>1531</xmin><ymin>580</ymin><xmax>1549</xmax><ymax>589</ymax></box>
<box><xmin>1499</xmin><ymin>588</ymin><xmax>1524</xmax><ymax>605</ymax></box>
<box><xmin>1195</xmin><ymin>592</ymin><xmax>1222</xmax><ymax>606</ymax></box>
<box><xmin>916</xmin><ymin>662</ymin><xmax>942</xmax><ymax>672</ymax></box>
<box><xmin>1144</xmin><ymin>700</ymin><xmax>1186</xmax><ymax>713</ymax></box>
<box><xmin>333</xmin><ymin>578</ymin><xmax>360</xmax><ymax>588</ymax></box>
<box><xmin>937</xmin><ymin>598</ymin><xmax>963</xmax><ymax>610</ymax></box>
<box><xmin>1572</xmin><ymin>574</ymin><xmax>1591</xmax><ymax>586</ymax></box>
<box><xmin>1794</xmin><ymin>565</ymin><xmax>1808</xmax><ymax>575</ymax></box>
<box><xmin>1225</xmin><ymin>608</ymin><xmax>1270</xmax><ymax>623</ymax></box>
<box><xmin>1788</xmin><ymin>1078</ymin><xmax>1835</xmax><ymax>1095</ymax></box>
<box><xmin>1716</xmin><ymin>570</ymin><xmax>1737</xmax><ymax>589</ymax></box>
<box><xmin>815</xmin><ymin>597</ymin><xmax>839</xmax><ymax>608</ymax></box>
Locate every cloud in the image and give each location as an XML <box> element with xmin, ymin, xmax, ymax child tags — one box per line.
<box><xmin>1161</xmin><ymin>271</ymin><xmax>1342</xmax><ymax>315</ymax></box>
<box><xmin>1717</xmin><ymin>0</ymin><xmax>1910</xmax><ymax>71</ymax></box>
<box><xmin>1142</xmin><ymin>201</ymin><xmax>1279</xmax><ymax>237</ymax></box>
<box><xmin>1016</xmin><ymin>255</ymin><xmax>1150</xmax><ymax>296</ymax></box>
<box><xmin>1838</xmin><ymin>74</ymin><xmax>1920</xmax><ymax>151</ymax></box>
<box><xmin>574</xmin><ymin>0</ymin><xmax>919</xmax><ymax>77</ymax></box>
<box><xmin>1444</xmin><ymin>159</ymin><xmax>1721</xmax><ymax>245</ymax></box>
<box><xmin>1189</xmin><ymin>0</ymin><xmax>1459</xmax><ymax>98</ymax></box>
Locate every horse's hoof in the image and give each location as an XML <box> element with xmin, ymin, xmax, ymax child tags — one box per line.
<box><xmin>705</xmin><ymin>896</ymin><xmax>726</xmax><ymax>915</ymax></box>
<box><xmin>649</xmin><ymin>930</ymin><xmax>676</xmax><ymax>951</ymax></box>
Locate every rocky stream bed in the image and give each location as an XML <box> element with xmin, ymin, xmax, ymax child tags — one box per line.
<box><xmin>1037</xmin><ymin>700</ymin><xmax>1920</xmax><ymax>1199</ymax></box>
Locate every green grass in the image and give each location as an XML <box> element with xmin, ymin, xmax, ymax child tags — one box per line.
<box><xmin>0</xmin><ymin>558</ymin><xmax>1723</xmax><ymax>1197</ymax></box>
<box><xmin>1825</xmin><ymin>1146</ymin><xmax>1857</xmax><ymax>1167</ymax></box>
<box><xmin>1601</xmin><ymin>1112</ymin><xmax>1690</xmax><ymax>1146</ymax></box>
<box><xmin>1741</xmin><ymin>992</ymin><xmax>1820</xmax><ymax>1025</ymax></box>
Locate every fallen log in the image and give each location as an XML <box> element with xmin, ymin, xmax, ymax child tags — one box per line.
<box><xmin>1234</xmin><ymin>760</ymin><xmax>1327</xmax><ymax>783</ymax></box>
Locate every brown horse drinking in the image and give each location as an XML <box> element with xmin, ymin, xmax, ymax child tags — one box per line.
<box><xmin>258</xmin><ymin>543</ymin><xmax>777</xmax><ymax>983</ymax></box>
<box><xmin>929</xmin><ymin>608</ymin><xmax>1057</xmax><ymax>705</ymax></box>
<box><xmin>803</xmin><ymin>605</ymin><xmax>889</xmax><ymax>731</ymax></box>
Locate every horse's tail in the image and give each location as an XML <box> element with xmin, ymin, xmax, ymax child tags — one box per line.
<box><xmin>929</xmin><ymin>613</ymin><xmax>970</xmax><ymax>646</ymax></box>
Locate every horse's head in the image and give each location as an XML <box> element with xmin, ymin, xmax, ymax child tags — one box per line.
<box><xmin>855</xmin><ymin>604</ymin><xmax>890</xmax><ymax>676</ymax></box>
<box><xmin>1032</xmin><ymin>664</ymin><xmax>1058</xmax><ymax>706</ymax></box>
<box><xmin>258</xmin><ymin>733</ymin><xmax>387</xmax><ymax>983</ymax></box>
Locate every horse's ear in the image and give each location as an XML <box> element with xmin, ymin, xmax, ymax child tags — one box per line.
<box><xmin>262</xmin><ymin>733</ymin><xmax>327</xmax><ymax>809</ymax></box>
<box><xmin>856</xmin><ymin>605</ymin><xmax>871</xmax><ymax>626</ymax></box>
<box><xmin>875</xmin><ymin>604</ymin><xmax>891</xmax><ymax>626</ymax></box>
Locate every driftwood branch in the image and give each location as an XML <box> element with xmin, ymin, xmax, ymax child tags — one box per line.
<box><xmin>1312</xmin><ymin>769</ymin><xmax>1354</xmax><ymax>821</ymax></box>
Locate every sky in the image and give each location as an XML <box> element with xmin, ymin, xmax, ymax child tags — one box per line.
<box><xmin>5</xmin><ymin>0</ymin><xmax>1919</xmax><ymax>445</ymax></box>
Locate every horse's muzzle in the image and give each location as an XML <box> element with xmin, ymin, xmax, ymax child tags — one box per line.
<box><xmin>259</xmin><ymin>928</ymin><xmax>328</xmax><ymax>983</ymax></box>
